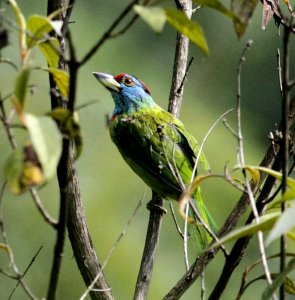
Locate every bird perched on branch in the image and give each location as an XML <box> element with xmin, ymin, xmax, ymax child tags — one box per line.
<box><xmin>93</xmin><ymin>72</ymin><xmax>216</xmax><ymax>250</ymax></box>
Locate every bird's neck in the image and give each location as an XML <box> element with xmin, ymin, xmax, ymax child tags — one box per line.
<box><xmin>112</xmin><ymin>94</ymin><xmax>156</xmax><ymax>116</ymax></box>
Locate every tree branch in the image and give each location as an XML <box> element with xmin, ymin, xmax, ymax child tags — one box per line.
<box><xmin>168</xmin><ymin>0</ymin><xmax>192</xmax><ymax>118</ymax></box>
<box><xmin>133</xmin><ymin>1</ymin><xmax>193</xmax><ymax>299</ymax></box>
<box><xmin>134</xmin><ymin>194</ymin><xmax>165</xmax><ymax>300</ymax></box>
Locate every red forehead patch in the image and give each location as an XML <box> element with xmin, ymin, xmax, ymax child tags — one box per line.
<box><xmin>114</xmin><ymin>73</ymin><xmax>151</xmax><ymax>95</ymax></box>
<box><xmin>114</xmin><ymin>73</ymin><xmax>126</xmax><ymax>83</ymax></box>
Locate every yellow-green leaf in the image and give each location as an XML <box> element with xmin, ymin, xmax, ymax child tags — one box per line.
<box><xmin>47</xmin><ymin>68</ymin><xmax>69</xmax><ymax>98</ymax></box>
<box><xmin>211</xmin><ymin>212</ymin><xmax>280</xmax><ymax>248</ymax></box>
<box><xmin>266</xmin><ymin>200</ymin><xmax>295</xmax><ymax>246</ymax></box>
<box><xmin>27</xmin><ymin>15</ymin><xmax>63</xmax><ymax>49</ymax></box>
<box><xmin>25</xmin><ymin>114</ymin><xmax>62</xmax><ymax>179</ymax></box>
<box><xmin>38</xmin><ymin>38</ymin><xmax>60</xmax><ymax>68</ymax></box>
<box><xmin>194</xmin><ymin>0</ymin><xmax>245</xmax><ymax>37</ymax></box>
<box><xmin>27</xmin><ymin>15</ymin><xmax>52</xmax><ymax>48</ymax></box>
<box><xmin>165</xmin><ymin>8</ymin><xmax>209</xmax><ymax>54</ymax></box>
<box><xmin>48</xmin><ymin>108</ymin><xmax>83</xmax><ymax>159</ymax></box>
<box><xmin>4</xmin><ymin>150</ymin><xmax>25</xmax><ymax>194</ymax></box>
<box><xmin>285</xmin><ymin>276</ymin><xmax>295</xmax><ymax>295</ymax></box>
<box><xmin>14</xmin><ymin>68</ymin><xmax>31</xmax><ymax>110</ymax></box>
<box><xmin>9</xmin><ymin>0</ymin><xmax>27</xmax><ymax>60</ymax></box>
<box><xmin>255</xmin><ymin>166</ymin><xmax>295</xmax><ymax>189</ymax></box>
<box><xmin>268</xmin><ymin>188</ymin><xmax>295</xmax><ymax>209</ymax></box>
<box><xmin>134</xmin><ymin>5</ymin><xmax>166</xmax><ymax>33</ymax></box>
<box><xmin>262</xmin><ymin>258</ymin><xmax>295</xmax><ymax>299</ymax></box>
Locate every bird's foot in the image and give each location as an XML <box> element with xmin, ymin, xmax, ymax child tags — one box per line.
<box><xmin>146</xmin><ymin>198</ymin><xmax>167</xmax><ymax>214</ymax></box>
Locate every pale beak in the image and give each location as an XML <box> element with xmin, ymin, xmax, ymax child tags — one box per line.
<box><xmin>92</xmin><ymin>72</ymin><xmax>121</xmax><ymax>92</ymax></box>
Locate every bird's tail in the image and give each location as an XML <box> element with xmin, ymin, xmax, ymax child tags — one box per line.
<box><xmin>189</xmin><ymin>187</ymin><xmax>217</xmax><ymax>252</ymax></box>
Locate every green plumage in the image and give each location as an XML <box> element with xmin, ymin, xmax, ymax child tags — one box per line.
<box><xmin>93</xmin><ymin>72</ymin><xmax>216</xmax><ymax>251</ymax></box>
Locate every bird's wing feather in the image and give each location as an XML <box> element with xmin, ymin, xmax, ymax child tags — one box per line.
<box><xmin>109</xmin><ymin>106</ymin><xmax>209</xmax><ymax>199</ymax></box>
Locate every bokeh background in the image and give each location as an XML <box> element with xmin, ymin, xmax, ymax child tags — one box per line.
<box><xmin>0</xmin><ymin>0</ymin><xmax>294</xmax><ymax>299</ymax></box>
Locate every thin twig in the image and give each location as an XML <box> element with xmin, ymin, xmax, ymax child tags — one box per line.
<box><xmin>8</xmin><ymin>246</ymin><xmax>43</xmax><ymax>300</ymax></box>
<box><xmin>0</xmin><ymin>95</ymin><xmax>17</xmax><ymax>149</ymax></box>
<box><xmin>191</xmin><ymin>108</ymin><xmax>234</xmax><ymax>182</ymax></box>
<box><xmin>177</xmin><ymin>56</ymin><xmax>194</xmax><ymax>94</ymax></box>
<box><xmin>169</xmin><ymin>202</ymin><xmax>184</xmax><ymax>238</ymax></box>
<box><xmin>79</xmin><ymin>0</ymin><xmax>140</xmax><ymax>67</ymax></box>
<box><xmin>236</xmin><ymin>39</ymin><xmax>274</xmax><ymax>296</ymax></box>
<box><xmin>80</xmin><ymin>194</ymin><xmax>144</xmax><ymax>300</ymax></box>
<box><xmin>162</xmin><ymin>39</ymin><xmax>295</xmax><ymax>300</ymax></box>
<box><xmin>0</xmin><ymin>183</ymin><xmax>38</xmax><ymax>300</ymax></box>
<box><xmin>183</xmin><ymin>203</ymin><xmax>190</xmax><ymax>271</ymax></box>
<box><xmin>29</xmin><ymin>187</ymin><xmax>58</xmax><ymax>228</ymax></box>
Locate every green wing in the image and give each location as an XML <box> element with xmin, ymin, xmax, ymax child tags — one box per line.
<box><xmin>109</xmin><ymin>105</ymin><xmax>208</xmax><ymax>199</ymax></box>
<box><xmin>110</xmin><ymin>106</ymin><xmax>216</xmax><ymax>249</ymax></box>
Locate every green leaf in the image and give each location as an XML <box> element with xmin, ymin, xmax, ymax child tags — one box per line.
<box><xmin>27</xmin><ymin>15</ymin><xmax>52</xmax><ymax>48</ymax></box>
<box><xmin>46</xmin><ymin>68</ymin><xmax>69</xmax><ymax>98</ymax></box>
<box><xmin>4</xmin><ymin>150</ymin><xmax>25</xmax><ymax>194</ymax></box>
<box><xmin>25</xmin><ymin>114</ymin><xmax>62</xmax><ymax>179</ymax></box>
<box><xmin>285</xmin><ymin>276</ymin><xmax>295</xmax><ymax>295</ymax></box>
<box><xmin>194</xmin><ymin>0</ymin><xmax>245</xmax><ymax>36</ymax></box>
<box><xmin>14</xmin><ymin>68</ymin><xmax>31</xmax><ymax>110</ymax></box>
<box><xmin>165</xmin><ymin>8</ymin><xmax>209</xmax><ymax>54</ymax></box>
<box><xmin>255</xmin><ymin>166</ymin><xmax>295</xmax><ymax>189</ymax></box>
<box><xmin>231</xmin><ymin>0</ymin><xmax>259</xmax><ymax>37</ymax></box>
<box><xmin>8</xmin><ymin>0</ymin><xmax>27</xmax><ymax>58</ymax></box>
<box><xmin>26</xmin><ymin>15</ymin><xmax>63</xmax><ymax>49</ymax></box>
<box><xmin>266</xmin><ymin>200</ymin><xmax>295</xmax><ymax>245</ymax></box>
<box><xmin>49</xmin><ymin>108</ymin><xmax>83</xmax><ymax>159</ymax></box>
<box><xmin>268</xmin><ymin>188</ymin><xmax>295</xmax><ymax>209</ymax></box>
<box><xmin>211</xmin><ymin>212</ymin><xmax>280</xmax><ymax>248</ymax></box>
<box><xmin>262</xmin><ymin>258</ymin><xmax>295</xmax><ymax>299</ymax></box>
<box><xmin>38</xmin><ymin>38</ymin><xmax>60</xmax><ymax>68</ymax></box>
<box><xmin>134</xmin><ymin>5</ymin><xmax>166</xmax><ymax>32</ymax></box>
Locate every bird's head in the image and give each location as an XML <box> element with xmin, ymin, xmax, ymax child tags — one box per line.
<box><xmin>93</xmin><ymin>72</ymin><xmax>155</xmax><ymax>115</ymax></box>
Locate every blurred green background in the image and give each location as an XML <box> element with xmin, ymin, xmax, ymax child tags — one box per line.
<box><xmin>0</xmin><ymin>0</ymin><xmax>294</xmax><ymax>299</ymax></box>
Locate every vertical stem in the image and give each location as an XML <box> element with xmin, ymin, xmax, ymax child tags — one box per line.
<box><xmin>46</xmin><ymin>1</ymin><xmax>69</xmax><ymax>299</ymax></box>
<box><xmin>134</xmin><ymin>194</ymin><xmax>164</xmax><ymax>300</ymax></box>
<box><xmin>279</xmin><ymin>24</ymin><xmax>291</xmax><ymax>300</ymax></box>
<box><xmin>168</xmin><ymin>0</ymin><xmax>192</xmax><ymax>118</ymax></box>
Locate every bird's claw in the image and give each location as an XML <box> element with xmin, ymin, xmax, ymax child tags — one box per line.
<box><xmin>146</xmin><ymin>200</ymin><xmax>167</xmax><ymax>214</ymax></box>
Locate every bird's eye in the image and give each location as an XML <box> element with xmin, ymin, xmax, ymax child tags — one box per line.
<box><xmin>123</xmin><ymin>77</ymin><xmax>135</xmax><ymax>87</ymax></box>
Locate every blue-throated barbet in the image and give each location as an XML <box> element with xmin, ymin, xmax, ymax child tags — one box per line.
<box><xmin>93</xmin><ymin>72</ymin><xmax>216</xmax><ymax>250</ymax></box>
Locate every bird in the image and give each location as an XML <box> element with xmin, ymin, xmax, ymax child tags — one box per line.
<box><xmin>93</xmin><ymin>72</ymin><xmax>216</xmax><ymax>250</ymax></box>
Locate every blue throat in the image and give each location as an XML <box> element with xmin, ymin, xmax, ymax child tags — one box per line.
<box><xmin>111</xmin><ymin>90</ymin><xmax>156</xmax><ymax>115</ymax></box>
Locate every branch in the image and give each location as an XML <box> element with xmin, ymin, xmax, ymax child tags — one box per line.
<box><xmin>163</xmin><ymin>81</ymin><xmax>295</xmax><ymax>300</ymax></box>
<box><xmin>279</xmin><ymin>22</ymin><xmax>292</xmax><ymax>300</ymax></box>
<box><xmin>67</xmin><ymin>148</ymin><xmax>113</xmax><ymax>300</ymax></box>
<box><xmin>134</xmin><ymin>194</ymin><xmax>165</xmax><ymax>299</ymax></box>
<box><xmin>79</xmin><ymin>0</ymin><xmax>140</xmax><ymax>67</ymax></box>
<box><xmin>168</xmin><ymin>0</ymin><xmax>192</xmax><ymax>118</ymax></box>
<box><xmin>46</xmin><ymin>1</ymin><xmax>115</xmax><ymax>299</ymax></box>
<box><xmin>133</xmin><ymin>1</ymin><xmax>193</xmax><ymax>298</ymax></box>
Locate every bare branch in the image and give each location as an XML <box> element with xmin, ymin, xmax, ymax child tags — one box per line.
<box><xmin>134</xmin><ymin>194</ymin><xmax>165</xmax><ymax>300</ymax></box>
<box><xmin>79</xmin><ymin>0</ymin><xmax>140</xmax><ymax>67</ymax></box>
<box><xmin>168</xmin><ymin>0</ymin><xmax>193</xmax><ymax>118</ymax></box>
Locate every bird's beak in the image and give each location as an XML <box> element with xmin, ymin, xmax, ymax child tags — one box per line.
<box><xmin>92</xmin><ymin>72</ymin><xmax>121</xmax><ymax>93</ymax></box>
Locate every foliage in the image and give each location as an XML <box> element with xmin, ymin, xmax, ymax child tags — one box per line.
<box><xmin>0</xmin><ymin>0</ymin><xmax>294</xmax><ymax>299</ymax></box>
